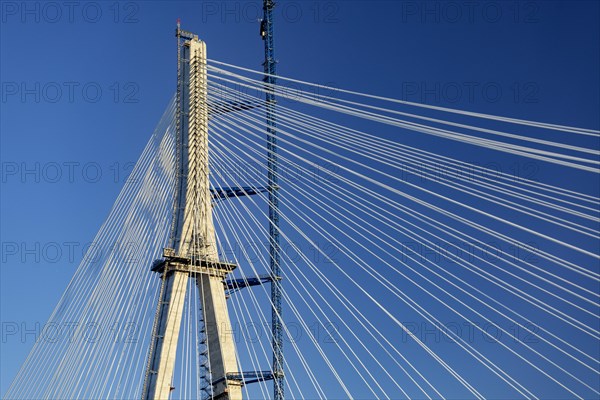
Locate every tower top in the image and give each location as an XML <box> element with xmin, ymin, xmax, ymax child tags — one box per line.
<box><xmin>175</xmin><ymin>23</ymin><xmax>198</xmax><ymax>41</ymax></box>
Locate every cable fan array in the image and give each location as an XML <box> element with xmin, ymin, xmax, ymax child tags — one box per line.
<box><xmin>4</xmin><ymin>98</ymin><xmax>178</xmax><ymax>400</ymax></box>
<box><xmin>4</xmin><ymin>58</ymin><xmax>600</xmax><ymax>400</ymax></box>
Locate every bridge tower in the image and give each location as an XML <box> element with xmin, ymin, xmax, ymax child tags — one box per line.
<box><xmin>141</xmin><ymin>26</ymin><xmax>242</xmax><ymax>400</ymax></box>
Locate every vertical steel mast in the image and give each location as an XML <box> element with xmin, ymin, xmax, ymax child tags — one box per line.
<box><xmin>262</xmin><ymin>1</ymin><xmax>284</xmax><ymax>399</ymax></box>
<box><xmin>141</xmin><ymin>24</ymin><xmax>242</xmax><ymax>400</ymax></box>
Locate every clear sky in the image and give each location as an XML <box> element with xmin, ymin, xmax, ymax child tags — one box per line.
<box><xmin>1</xmin><ymin>1</ymin><xmax>599</xmax><ymax>398</ymax></box>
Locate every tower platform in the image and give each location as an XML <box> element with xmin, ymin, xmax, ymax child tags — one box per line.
<box><xmin>151</xmin><ymin>248</ymin><xmax>237</xmax><ymax>278</ymax></box>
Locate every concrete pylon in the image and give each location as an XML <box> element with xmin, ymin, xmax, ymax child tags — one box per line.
<box><xmin>141</xmin><ymin>34</ymin><xmax>242</xmax><ymax>400</ymax></box>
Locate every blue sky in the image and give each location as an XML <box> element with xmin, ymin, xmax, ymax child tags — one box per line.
<box><xmin>1</xmin><ymin>1</ymin><xmax>599</xmax><ymax>398</ymax></box>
